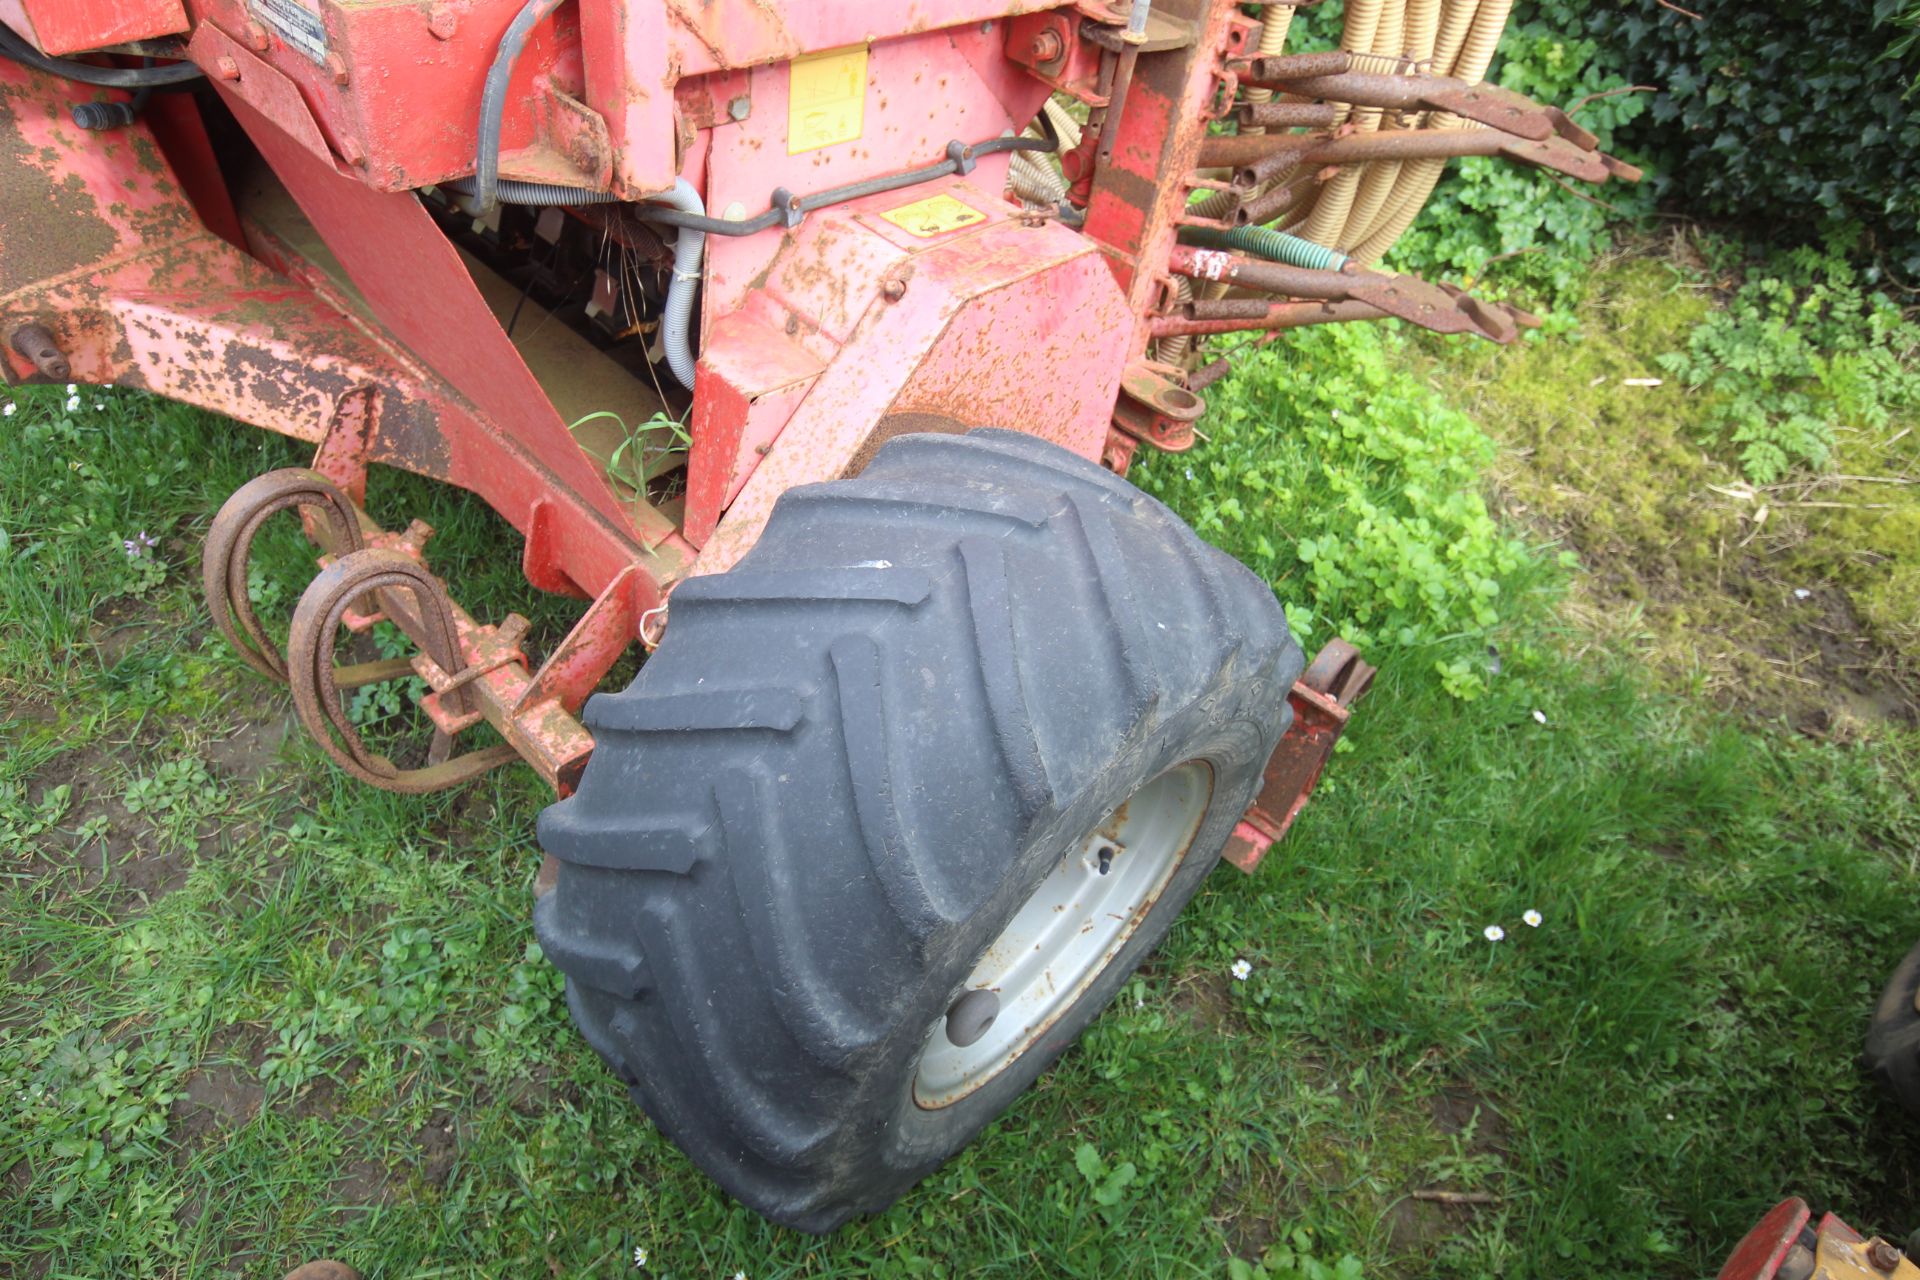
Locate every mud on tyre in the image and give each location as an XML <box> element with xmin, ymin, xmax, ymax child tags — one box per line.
<box><xmin>535</xmin><ymin>429</ymin><xmax>1303</xmax><ymax>1231</ymax></box>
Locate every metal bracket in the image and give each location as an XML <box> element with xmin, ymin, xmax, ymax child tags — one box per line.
<box><xmin>1112</xmin><ymin>362</ymin><xmax>1203</xmax><ymax>452</ymax></box>
<box><xmin>203</xmin><ymin>467</ymin><xmax>643</xmax><ymax>798</ymax></box>
<box><xmin>1225</xmin><ymin>639</ymin><xmax>1376</xmax><ymax>873</ymax></box>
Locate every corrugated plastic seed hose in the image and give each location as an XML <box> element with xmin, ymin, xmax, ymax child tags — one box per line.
<box><xmin>1009</xmin><ymin>99</ymin><xmax>1081</xmax><ymax>207</ymax></box>
<box><xmin>1204</xmin><ymin>0</ymin><xmax>1512</xmax><ymax>266</ymax></box>
<box><xmin>1177</xmin><ymin>225</ymin><xmax>1352</xmax><ymax>272</ymax></box>
<box><xmin>645</xmin><ymin>180</ymin><xmax>707</xmax><ymax>392</ymax></box>
<box><xmin>1349</xmin><ymin>0</ymin><xmax>1512</xmax><ymax>263</ymax></box>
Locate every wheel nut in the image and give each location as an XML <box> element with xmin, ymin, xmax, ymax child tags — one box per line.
<box><xmin>246</xmin><ymin>21</ymin><xmax>272</xmax><ymax>52</ymax></box>
<box><xmin>215</xmin><ymin>55</ymin><xmax>241</xmax><ymax>81</ymax></box>
<box><xmin>428</xmin><ymin>4</ymin><xmax>458</xmax><ymax>39</ymax></box>
<box><xmin>326</xmin><ymin>52</ymin><xmax>350</xmax><ymax>86</ymax></box>
<box><xmin>1029</xmin><ymin>30</ymin><xmax>1064</xmax><ymax>62</ymax></box>
<box><xmin>944</xmin><ymin>989</ymin><xmax>999</xmax><ymax>1048</ymax></box>
<box><xmin>881</xmin><ymin>278</ymin><xmax>907</xmax><ymax>302</ymax></box>
<box><xmin>1867</xmin><ymin>1240</ymin><xmax>1903</xmax><ymax>1273</ymax></box>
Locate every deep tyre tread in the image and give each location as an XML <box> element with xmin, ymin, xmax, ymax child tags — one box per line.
<box><xmin>1865</xmin><ymin>937</ymin><xmax>1920</xmax><ymax>1114</ymax></box>
<box><xmin>537</xmin><ymin>429</ymin><xmax>1304</xmax><ymax>1231</ymax></box>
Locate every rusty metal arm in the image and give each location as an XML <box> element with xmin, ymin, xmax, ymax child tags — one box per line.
<box><xmin>1202</xmin><ymin>126</ymin><xmax>1637</xmax><ymax>186</ymax></box>
<box><xmin>1166</xmin><ymin>243</ymin><xmax>1519</xmax><ymax>342</ymax></box>
<box><xmin>1234</xmin><ymin>100</ymin><xmax>1340</xmax><ymax>129</ymax></box>
<box><xmin>1233</xmin><ymin>68</ymin><xmax>1565</xmax><ymax>140</ymax></box>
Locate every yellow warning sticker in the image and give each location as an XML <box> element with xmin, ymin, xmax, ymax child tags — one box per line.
<box><xmin>879</xmin><ymin>193</ymin><xmax>987</xmax><ymax>237</ymax></box>
<box><xmin>788</xmin><ymin>45</ymin><xmax>868</xmax><ymax>154</ymax></box>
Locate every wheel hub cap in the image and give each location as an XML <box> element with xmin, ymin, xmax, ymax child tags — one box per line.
<box><xmin>912</xmin><ymin>761</ymin><xmax>1213</xmax><ymax>1108</ymax></box>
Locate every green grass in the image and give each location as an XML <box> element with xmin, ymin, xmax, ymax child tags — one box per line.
<box><xmin>2</xmin><ymin>291</ymin><xmax>1918</xmax><ymax>1280</ymax></box>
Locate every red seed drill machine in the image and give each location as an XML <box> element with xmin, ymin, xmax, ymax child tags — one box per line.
<box><xmin>2</xmin><ymin>0</ymin><xmax>1655</xmax><ymax>1230</ymax></box>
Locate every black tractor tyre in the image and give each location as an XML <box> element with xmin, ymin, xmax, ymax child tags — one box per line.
<box><xmin>534</xmin><ymin>429</ymin><xmax>1304</xmax><ymax>1232</ymax></box>
<box><xmin>1865</xmin><ymin>936</ymin><xmax>1920</xmax><ymax>1114</ymax></box>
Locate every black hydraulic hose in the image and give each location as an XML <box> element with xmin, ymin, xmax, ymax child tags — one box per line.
<box><xmin>0</xmin><ymin>25</ymin><xmax>202</xmax><ymax>87</ymax></box>
<box><xmin>473</xmin><ymin>0</ymin><xmax>565</xmax><ymax>212</ymax></box>
<box><xmin>72</xmin><ymin>84</ymin><xmax>153</xmax><ymax>131</ymax></box>
<box><xmin>632</xmin><ymin>135</ymin><xmax>1055</xmax><ymax>237</ymax></box>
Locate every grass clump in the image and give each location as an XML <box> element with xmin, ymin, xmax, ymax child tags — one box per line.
<box><xmin>1658</xmin><ymin>243</ymin><xmax>1920</xmax><ymax>485</ymax></box>
<box><xmin>1136</xmin><ymin>322</ymin><xmax>1555</xmax><ymax>700</ymax></box>
<box><xmin>1411</xmin><ymin>244</ymin><xmax>1920</xmax><ymax>726</ymax></box>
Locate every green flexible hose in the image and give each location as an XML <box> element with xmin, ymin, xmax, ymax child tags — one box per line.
<box><xmin>1177</xmin><ymin>225</ymin><xmax>1351</xmax><ymax>272</ymax></box>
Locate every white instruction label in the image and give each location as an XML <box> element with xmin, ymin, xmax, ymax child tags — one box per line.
<box><xmin>250</xmin><ymin>0</ymin><xmax>329</xmax><ymax>65</ymax></box>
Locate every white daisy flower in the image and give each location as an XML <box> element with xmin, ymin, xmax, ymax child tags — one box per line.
<box><xmin>93</xmin><ymin>400</ymin><xmax>105</xmax><ymax>410</ymax></box>
<box><xmin>632</xmin><ymin>1245</ymin><xmax>647</xmax><ymax>1269</ymax></box>
<box><xmin>1531</xmin><ymin>709</ymin><xmax>1547</xmax><ymax>725</ymax></box>
<box><xmin>1523</xmin><ymin>909</ymin><xmax>1542</xmax><ymax>928</ymax></box>
<box><xmin>2</xmin><ymin>402</ymin><xmax>14</xmax><ymax>416</ymax></box>
<box><xmin>734</xmin><ymin>1272</ymin><xmax>748</xmax><ymax>1280</ymax></box>
<box><xmin>1484</xmin><ymin>924</ymin><xmax>1505</xmax><ymax>942</ymax></box>
<box><xmin>65</xmin><ymin>383</ymin><xmax>76</xmax><ymax>394</ymax></box>
<box><xmin>1230</xmin><ymin>958</ymin><xmax>1252</xmax><ymax>981</ymax></box>
<box><xmin>65</xmin><ymin>395</ymin><xmax>80</xmax><ymax>411</ymax></box>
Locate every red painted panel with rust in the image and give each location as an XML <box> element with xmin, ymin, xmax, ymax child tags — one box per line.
<box><xmin>692</xmin><ymin>176</ymin><xmax>1131</xmax><ymax>576</ymax></box>
<box><xmin>183</xmin><ymin>0</ymin><xmax>591</xmax><ymax>193</ymax></box>
<box><xmin>0</xmin><ymin>0</ymin><xmax>186</xmax><ymax>56</ymax></box>
<box><xmin>198</xmin><ymin>29</ymin><xmax>640</xmax><ymax>539</ymax></box>
<box><xmin>684</xmin><ymin>309</ymin><xmax>823</xmax><ymax>546</ymax></box>
<box><xmin>0</xmin><ymin>56</ymin><xmax>683</xmax><ymax>613</ymax></box>
<box><xmin>699</xmin><ymin>25</ymin><xmax>1049</xmax><ymax>324</ymax></box>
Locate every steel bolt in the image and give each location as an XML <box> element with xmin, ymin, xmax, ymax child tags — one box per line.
<box><xmin>326</xmin><ymin>52</ymin><xmax>350</xmax><ymax>87</ymax></box>
<box><xmin>944</xmin><ymin>989</ymin><xmax>999</xmax><ymax>1048</ymax></box>
<box><xmin>10</xmin><ymin>323</ymin><xmax>70</xmax><ymax>380</ymax></box>
<box><xmin>881</xmin><ymin>278</ymin><xmax>907</xmax><ymax>302</ymax></box>
<box><xmin>245</xmin><ymin>20</ymin><xmax>272</xmax><ymax>53</ymax></box>
<box><xmin>428</xmin><ymin>4</ymin><xmax>458</xmax><ymax>39</ymax></box>
<box><xmin>727</xmin><ymin>95</ymin><xmax>751</xmax><ymax>122</ymax></box>
<box><xmin>215</xmin><ymin>55</ymin><xmax>241</xmax><ymax>82</ymax></box>
<box><xmin>1029</xmin><ymin>29</ymin><xmax>1064</xmax><ymax>62</ymax></box>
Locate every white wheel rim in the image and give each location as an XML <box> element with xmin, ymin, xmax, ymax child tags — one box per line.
<box><xmin>912</xmin><ymin>761</ymin><xmax>1214</xmax><ymax>1109</ymax></box>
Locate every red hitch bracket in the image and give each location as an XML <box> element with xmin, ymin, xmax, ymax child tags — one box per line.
<box><xmin>1225</xmin><ymin>638</ymin><xmax>1376</xmax><ymax>873</ymax></box>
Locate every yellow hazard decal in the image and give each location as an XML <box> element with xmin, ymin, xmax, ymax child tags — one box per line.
<box><xmin>788</xmin><ymin>45</ymin><xmax>868</xmax><ymax>154</ymax></box>
<box><xmin>879</xmin><ymin>193</ymin><xmax>987</xmax><ymax>237</ymax></box>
